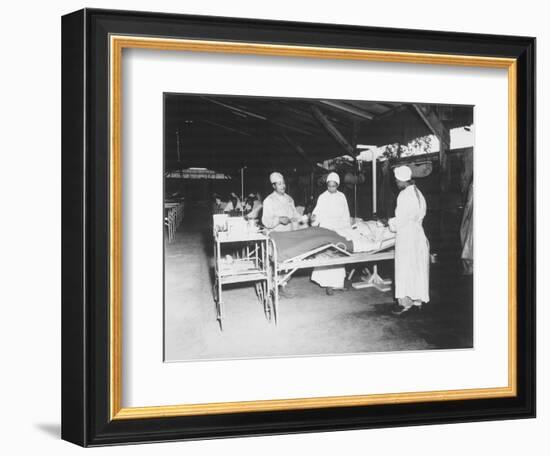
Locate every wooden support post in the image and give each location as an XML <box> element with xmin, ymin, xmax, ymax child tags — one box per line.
<box><xmin>411</xmin><ymin>104</ymin><xmax>451</xmax><ymax>242</ymax></box>
<box><xmin>411</xmin><ymin>104</ymin><xmax>451</xmax><ymax>192</ymax></box>
<box><xmin>439</xmin><ymin>128</ymin><xmax>451</xmax><ymax>193</ymax></box>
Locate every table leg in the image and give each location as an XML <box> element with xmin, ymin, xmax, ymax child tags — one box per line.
<box><xmin>215</xmin><ymin>240</ymin><xmax>224</xmax><ymax>330</ymax></box>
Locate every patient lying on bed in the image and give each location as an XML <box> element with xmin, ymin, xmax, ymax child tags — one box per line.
<box><xmin>336</xmin><ymin>219</ymin><xmax>395</xmax><ymax>253</ymax></box>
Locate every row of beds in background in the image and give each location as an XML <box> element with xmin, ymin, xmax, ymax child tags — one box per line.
<box><xmin>164</xmin><ymin>198</ymin><xmax>185</xmax><ymax>243</ymax></box>
<box><xmin>213</xmin><ymin>216</ymin><xmax>396</xmax><ymax>330</ymax></box>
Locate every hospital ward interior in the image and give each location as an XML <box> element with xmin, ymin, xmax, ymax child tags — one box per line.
<box><xmin>163</xmin><ymin>94</ymin><xmax>474</xmax><ymax>361</ymax></box>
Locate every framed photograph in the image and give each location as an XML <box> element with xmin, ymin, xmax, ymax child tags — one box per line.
<box><xmin>61</xmin><ymin>8</ymin><xmax>535</xmax><ymax>446</ymax></box>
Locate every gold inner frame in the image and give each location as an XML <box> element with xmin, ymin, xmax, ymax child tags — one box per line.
<box><xmin>109</xmin><ymin>35</ymin><xmax>518</xmax><ymax>420</ymax></box>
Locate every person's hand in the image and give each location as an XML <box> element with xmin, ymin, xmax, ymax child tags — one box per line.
<box><xmin>310</xmin><ymin>214</ymin><xmax>317</xmax><ymax>224</ymax></box>
<box><xmin>279</xmin><ymin>216</ymin><xmax>291</xmax><ymax>225</ymax></box>
<box><xmin>388</xmin><ymin>217</ymin><xmax>397</xmax><ymax>233</ymax></box>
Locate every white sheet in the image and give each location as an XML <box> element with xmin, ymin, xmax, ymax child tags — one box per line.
<box><xmin>337</xmin><ymin>220</ymin><xmax>395</xmax><ymax>252</ymax></box>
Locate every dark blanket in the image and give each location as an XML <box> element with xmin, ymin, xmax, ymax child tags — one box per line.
<box><xmin>269</xmin><ymin>227</ymin><xmax>353</xmax><ymax>262</ymax></box>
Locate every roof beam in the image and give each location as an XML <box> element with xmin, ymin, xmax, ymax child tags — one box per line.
<box><xmin>310</xmin><ymin>105</ymin><xmax>355</xmax><ymax>155</ymax></box>
<box><xmin>280</xmin><ymin>132</ymin><xmax>313</xmax><ymax>166</ymax></box>
<box><xmin>270</xmin><ymin>120</ymin><xmax>315</xmax><ymax>136</ymax></box>
<box><xmin>201</xmin><ymin>120</ymin><xmax>253</xmax><ymax>137</ymax></box>
<box><xmin>411</xmin><ymin>104</ymin><xmax>450</xmax><ymax>148</ymax></box>
<box><xmin>202</xmin><ymin>96</ymin><xmax>315</xmax><ymax>136</ymax></box>
<box><xmin>202</xmin><ymin>96</ymin><xmax>267</xmax><ymax>120</ymax></box>
<box><xmin>319</xmin><ymin>100</ymin><xmax>374</xmax><ymax>121</ymax></box>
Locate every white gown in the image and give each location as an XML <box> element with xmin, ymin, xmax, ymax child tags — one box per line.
<box><xmin>261</xmin><ymin>191</ymin><xmax>300</xmax><ymax>232</ymax></box>
<box><xmin>310</xmin><ymin>190</ymin><xmax>351</xmax><ymax>288</ymax></box>
<box><xmin>389</xmin><ymin>185</ymin><xmax>430</xmax><ymax>302</ymax></box>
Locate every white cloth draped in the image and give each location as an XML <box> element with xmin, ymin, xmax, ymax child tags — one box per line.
<box><xmin>246</xmin><ymin>200</ymin><xmax>263</xmax><ymax>220</ymax></box>
<box><xmin>336</xmin><ymin>220</ymin><xmax>395</xmax><ymax>253</ymax></box>
<box><xmin>223</xmin><ymin>199</ymin><xmax>242</xmax><ymax>213</ymax></box>
<box><xmin>389</xmin><ymin>185</ymin><xmax>430</xmax><ymax>303</ymax></box>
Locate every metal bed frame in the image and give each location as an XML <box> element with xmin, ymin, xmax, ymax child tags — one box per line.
<box><xmin>267</xmin><ymin>237</ymin><xmax>395</xmax><ymax>325</ymax></box>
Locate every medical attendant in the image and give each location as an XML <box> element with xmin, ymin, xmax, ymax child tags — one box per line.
<box><xmin>244</xmin><ymin>192</ymin><xmax>263</xmax><ymax>220</ymax></box>
<box><xmin>388</xmin><ymin>165</ymin><xmax>430</xmax><ymax>314</ymax></box>
<box><xmin>223</xmin><ymin>192</ymin><xmax>242</xmax><ymax>214</ymax></box>
<box><xmin>310</xmin><ymin>172</ymin><xmax>351</xmax><ymax>295</ymax></box>
<box><xmin>460</xmin><ymin>181</ymin><xmax>474</xmax><ymax>275</ymax></box>
<box><xmin>262</xmin><ymin>172</ymin><xmax>301</xmax><ymax>232</ymax></box>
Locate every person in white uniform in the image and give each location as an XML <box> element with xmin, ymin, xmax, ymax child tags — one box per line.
<box><xmin>460</xmin><ymin>181</ymin><xmax>474</xmax><ymax>275</ymax></box>
<box><xmin>262</xmin><ymin>172</ymin><xmax>301</xmax><ymax>232</ymax></box>
<box><xmin>245</xmin><ymin>192</ymin><xmax>263</xmax><ymax>220</ymax></box>
<box><xmin>223</xmin><ymin>192</ymin><xmax>242</xmax><ymax>214</ymax></box>
<box><xmin>310</xmin><ymin>172</ymin><xmax>351</xmax><ymax>295</ymax></box>
<box><xmin>262</xmin><ymin>172</ymin><xmax>302</xmax><ymax>298</ymax></box>
<box><xmin>388</xmin><ymin>165</ymin><xmax>430</xmax><ymax>314</ymax></box>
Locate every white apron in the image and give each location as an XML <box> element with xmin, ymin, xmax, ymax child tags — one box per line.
<box><xmin>310</xmin><ymin>190</ymin><xmax>351</xmax><ymax>288</ymax></box>
<box><xmin>389</xmin><ymin>185</ymin><xmax>430</xmax><ymax>302</ymax></box>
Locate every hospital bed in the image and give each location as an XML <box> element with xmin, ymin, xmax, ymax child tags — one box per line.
<box><xmin>267</xmin><ymin>227</ymin><xmax>395</xmax><ymax>325</ymax></box>
<box><xmin>164</xmin><ymin>199</ymin><xmax>185</xmax><ymax>243</ymax></box>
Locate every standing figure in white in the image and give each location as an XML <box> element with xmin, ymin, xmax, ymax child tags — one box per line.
<box><xmin>310</xmin><ymin>172</ymin><xmax>351</xmax><ymax>295</ymax></box>
<box><xmin>388</xmin><ymin>165</ymin><xmax>430</xmax><ymax>314</ymax></box>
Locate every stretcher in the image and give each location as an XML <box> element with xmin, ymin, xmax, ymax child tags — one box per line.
<box><xmin>267</xmin><ymin>234</ymin><xmax>395</xmax><ymax>325</ymax></box>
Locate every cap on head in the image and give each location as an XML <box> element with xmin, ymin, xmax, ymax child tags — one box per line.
<box><xmin>270</xmin><ymin>172</ymin><xmax>284</xmax><ymax>184</ymax></box>
<box><xmin>393</xmin><ymin>165</ymin><xmax>412</xmax><ymax>182</ymax></box>
<box><xmin>326</xmin><ymin>172</ymin><xmax>340</xmax><ymax>185</ymax></box>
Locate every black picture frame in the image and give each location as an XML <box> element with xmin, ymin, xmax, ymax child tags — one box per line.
<box><xmin>61</xmin><ymin>8</ymin><xmax>535</xmax><ymax>447</ymax></box>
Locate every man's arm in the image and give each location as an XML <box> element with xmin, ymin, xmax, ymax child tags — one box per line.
<box><xmin>310</xmin><ymin>195</ymin><xmax>322</xmax><ymax>226</ymax></box>
<box><xmin>342</xmin><ymin>194</ymin><xmax>351</xmax><ymax>226</ymax></box>
<box><xmin>389</xmin><ymin>192</ymin><xmax>407</xmax><ymax>232</ymax></box>
<box><xmin>288</xmin><ymin>195</ymin><xmax>301</xmax><ymax>222</ymax></box>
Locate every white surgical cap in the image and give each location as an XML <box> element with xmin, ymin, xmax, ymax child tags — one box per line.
<box><xmin>270</xmin><ymin>172</ymin><xmax>284</xmax><ymax>184</ymax></box>
<box><xmin>393</xmin><ymin>165</ymin><xmax>412</xmax><ymax>182</ymax></box>
<box><xmin>326</xmin><ymin>172</ymin><xmax>340</xmax><ymax>185</ymax></box>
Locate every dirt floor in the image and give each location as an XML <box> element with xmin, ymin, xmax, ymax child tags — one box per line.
<box><xmin>164</xmin><ymin>207</ymin><xmax>473</xmax><ymax>362</ymax></box>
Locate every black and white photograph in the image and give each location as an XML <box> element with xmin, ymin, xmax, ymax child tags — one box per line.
<box><xmin>163</xmin><ymin>93</ymin><xmax>474</xmax><ymax>361</ymax></box>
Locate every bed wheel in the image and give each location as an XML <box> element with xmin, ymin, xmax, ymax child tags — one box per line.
<box><xmin>212</xmin><ymin>280</ymin><xmax>218</xmax><ymax>302</ymax></box>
